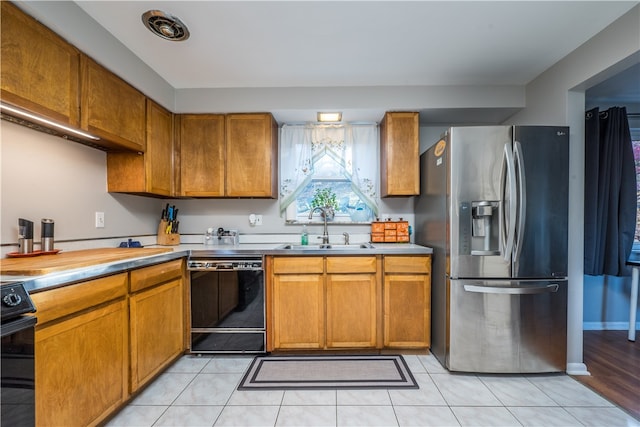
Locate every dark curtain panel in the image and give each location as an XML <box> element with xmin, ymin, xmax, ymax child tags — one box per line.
<box><xmin>584</xmin><ymin>106</ymin><xmax>636</xmax><ymax>276</ymax></box>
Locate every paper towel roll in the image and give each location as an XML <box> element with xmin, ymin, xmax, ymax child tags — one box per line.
<box><xmin>285</xmin><ymin>204</ymin><xmax>297</xmax><ymax>221</ymax></box>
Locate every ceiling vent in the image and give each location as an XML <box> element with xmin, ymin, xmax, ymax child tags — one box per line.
<box><xmin>142</xmin><ymin>10</ymin><xmax>190</xmax><ymax>41</ymax></box>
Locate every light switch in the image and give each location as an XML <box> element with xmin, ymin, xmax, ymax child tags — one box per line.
<box><xmin>95</xmin><ymin>212</ymin><xmax>105</xmax><ymax>228</ymax></box>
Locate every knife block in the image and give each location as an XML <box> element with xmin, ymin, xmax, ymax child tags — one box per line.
<box><xmin>157</xmin><ymin>220</ymin><xmax>180</xmax><ymax>246</ymax></box>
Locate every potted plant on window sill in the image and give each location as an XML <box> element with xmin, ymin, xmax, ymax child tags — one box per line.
<box><xmin>310</xmin><ymin>188</ymin><xmax>338</xmax><ymax>220</ymax></box>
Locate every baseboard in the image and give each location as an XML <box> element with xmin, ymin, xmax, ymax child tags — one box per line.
<box><xmin>566</xmin><ymin>362</ymin><xmax>591</xmax><ymax>376</ymax></box>
<box><xmin>583</xmin><ymin>321</ymin><xmax>639</xmax><ymax>330</ymax></box>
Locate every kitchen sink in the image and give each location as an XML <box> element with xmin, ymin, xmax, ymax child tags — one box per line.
<box><xmin>278</xmin><ymin>243</ymin><xmax>373</xmax><ymax>250</ymax></box>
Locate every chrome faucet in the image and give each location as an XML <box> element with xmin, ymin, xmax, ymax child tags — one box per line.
<box><xmin>309</xmin><ymin>206</ymin><xmax>330</xmax><ymax>245</ymax></box>
<box><xmin>343</xmin><ymin>232</ymin><xmax>350</xmax><ymax>245</ymax></box>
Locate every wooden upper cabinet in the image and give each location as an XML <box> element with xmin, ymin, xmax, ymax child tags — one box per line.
<box><xmin>380</xmin><ymin>112</ymin><xmax>420</xmax><ymax>197</ymax></box>
<box><xmin>80</xmin><ymin>55</ymin><xmax>146</xmax><ymax>151</ymax></box>
<box><xmin>178</xmin><ymin>114</ymin><xmax>225</xmax><ymax>197</ymax></box>
<box><xmin>225</xmin><ymin>113</ymin><xmax>278</xmax><ymax>198</ymax></box>
<box><xmin>145</xmin><ymin>101</ymin><xmax>174</xmax><ymax>195</ymax></box>
<box><xmin>178</xmin><ymin>113</ymin><xmax>277</xmax><ymax>198</ymax></box>
<box><xmin>107</xmin><ymin>100</ymin><xmax>174</xmax><ymax>196</ymax></box>
<box><xmin>0</xmin><ymin>2</ymin><xmax>80</xmax><ymax>125</ymax></box>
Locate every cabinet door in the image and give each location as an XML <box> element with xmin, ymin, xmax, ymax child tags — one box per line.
<box><xmin>384</xmin><ymin>273</ymin><xmax>431</xmax><ymax>348</ymax></box>
<box><xmin>326</xmin><ymin>273</ymin><xmax>378</xmax><ymax>348</ymax></box>
<box><xmin>107</xmin><ymin>100</ymin><xmax>174</xmax><ymax>196</ymax></box>
<box><xmin>272</xmin><ymin>273</ymin><xmax>324</xmax><ymax>349</ymax></box>
<box><xmin>1</xmin><ymin>2</ymin><xmax>80</xmax><ymax>125</ymax></box>
<box><xmin>36</xmin><ymin>300</ymin><xmax>128</xmax><ymax>427</ymax></box>
<box><xmin>130</xmin><ymin>278</ymin><xmax>184</xmax><ymax>392</ymax></box>
<box><xmin>145</xmin><ymin>100</ymin><xmax>174</xmax><ymax>195</ymax></box>
<box><xmin>380</xmin><ymin>112</ymin><xmax>419</xmax><ymax>196</ymax></box>
<box><xmin>225</xmin><ymin>113</ymin><xmax>278</xmax><ymax>197</ymax></box>
<box><xmin>80</xmin><ymin>55</ymin><xmax>146</xmax><ymax>151</ymax></box>
<box><xmin>179</xmin><ymin>114</ymin><xmax>225</xmax><ymax>196</ymax></box>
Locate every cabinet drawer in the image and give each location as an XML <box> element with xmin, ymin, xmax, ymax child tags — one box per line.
<box><xmin>30</xmin><ymin>273</ymin><xmax>128</xmax><ymax>325</ymax></box>
<box><xmin>371</xmin><ymin>223</ymin><xmax>385</xmax><ymax>233</ymax></box>
<box><xmin>273</xmin><ymin>257</ymin><xmax>323</xmax><ymax>274</ymax></box>
<box><xmin>130</xmin><ymin>259</ymin><xmax>183</xmax><ymax>293</ymax></box>
<box><xmin>384</xmin><ymin>256</ymin><xmax>431</xmax><ymax>274</ymax></box>
<box><xmin>326</xmin><ymin>256</ymin><xmax>376</xmax><ymax>273</ymax></box>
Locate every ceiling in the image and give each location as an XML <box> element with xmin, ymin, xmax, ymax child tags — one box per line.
<box><xmin>23</xmin><ymin>1</ymin><xmax>640</xmax><ymax>124</ymax></box>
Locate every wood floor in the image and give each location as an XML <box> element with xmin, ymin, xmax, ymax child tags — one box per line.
<box><xmin>572</xmin><ymin>330</ymin><xmax>640</xmax><ymax>420</ymax></box>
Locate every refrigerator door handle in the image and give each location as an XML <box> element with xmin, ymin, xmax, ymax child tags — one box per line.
<box><xmin>463</xmin><ymin>283</ymin><xmax>559</xmax><ymax>295</ymax></box>
<box><xmin>501</xmin><ymin>143</ymin><xmax>517</xmax><ymax>262</ymax></box>
<box><xmin>513</xmin><ymin>140</ymin><xmax>527</xmax><ymax>263</ymax></box>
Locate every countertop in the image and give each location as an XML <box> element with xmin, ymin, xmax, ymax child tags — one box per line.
<box><xmin>3</xmin><ymin>242</ymin><xmax>432</xmax><ymax>294</ymax></box>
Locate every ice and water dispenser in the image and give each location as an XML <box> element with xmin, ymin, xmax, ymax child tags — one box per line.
<box><xmin>459</xmin><ymin>201</ymin><xmax>500</xmax><ymax>256</ymax></box>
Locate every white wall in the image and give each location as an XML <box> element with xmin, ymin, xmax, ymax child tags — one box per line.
<box><xmin>164</xmin><ymin>197</ymin><xmax>415</xmax><ymax>243</ymax></box>
<box><xmin>0</xmin><ymin>120</ymin><xmax>417</xmax><ymax>252</ymax></box>
<box><xmin>506</xmin><ymin>5</ymin><xmax>640</xmax><ymax>375</ymax></box>
<box><xmin>0</xmin><ymin>121</ymin><xmax>160</xmax><ymax>254</ymax></box>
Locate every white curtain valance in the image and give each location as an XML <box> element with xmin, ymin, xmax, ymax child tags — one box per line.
<box><xmin>279</xmin><ymin>123</ymin><xmax>379</xmax><ymax>216</ymax></box>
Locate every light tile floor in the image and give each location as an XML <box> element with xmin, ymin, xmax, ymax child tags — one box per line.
<box><xmin>106</xmin><ymin>354</ymin><xmax>640</xmax><ymax>427</ymax></box>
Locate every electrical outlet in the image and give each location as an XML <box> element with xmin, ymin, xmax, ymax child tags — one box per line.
<box><xmin>95</xmin><ymin>212</ymin><xmax>105</xmax><ymax>228</ymax></box>
<box><xmin>255</xmin><ymin>215</ymin><xmax>263</xmax><ymax>226</ymax></box>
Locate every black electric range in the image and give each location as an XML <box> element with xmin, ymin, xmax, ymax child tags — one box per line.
<box><xmin>1</xmin><ymin>281</ymin><xmax>37</xmax><ymax>426</ymax></box>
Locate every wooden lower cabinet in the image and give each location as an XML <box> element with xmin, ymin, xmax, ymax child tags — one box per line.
<box><xmin>272</xmin><ymin>272</ymin><xmax>325</xmax><ymax>349</ymax></box>
<box><xmin>129</xmin><ymin>260</ymin><xmax>184</xmax><ymax>392</ymax></box>
<box><xmin>383</xmin><ymin>255</ymin><xmax>431</xmax><ymax>348</ymax></box>
<box><xmin>269</xmin><ymin>256</ymin><xmax>380</xmax><ymax>350</ymax></box>
<box><xmin>32</xmin><ymin>274</ymin><xmax>128</xmax><ymax>427</ymax></box>
<box><xmin>326</xmin><ymin>273</ymin><xmax>378</xmax><ymax>348</ymax></box>
<box><xmin>130</xmin><ymin>278</ymin><xmax>183</xmax><ymax>391</ymax></box>
<box><xmin>29</xmin><ymin>259</ymin><xmax>186</xmax><ymax>426</ymax></box>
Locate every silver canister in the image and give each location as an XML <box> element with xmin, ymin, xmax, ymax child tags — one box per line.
<box><xmin>41</xmin><ymin>218</ymin><xmax>55</xmax><ymax>252</ymax></box>
<box><xmin>18</xmin><ymin>218</ymin><xmax>34</xmax><ymax>254</ymax></box>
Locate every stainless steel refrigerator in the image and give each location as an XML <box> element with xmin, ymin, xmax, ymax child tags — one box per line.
<box><xmin>416</xmin><ymin>126</ymin><xmax>569</xmax><ymax>373</ymax></box>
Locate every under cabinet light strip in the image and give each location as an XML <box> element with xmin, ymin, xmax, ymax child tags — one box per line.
<box><xmin>0</xmin><ymin>103</ymin><xmax>100</xmax><ymax>141</ymax></box>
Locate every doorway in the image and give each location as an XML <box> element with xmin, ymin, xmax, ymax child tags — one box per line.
<box><xmin>580</xmin><ymin>62</ymin><xmax>640</xmax><ymax>419</ymax></box>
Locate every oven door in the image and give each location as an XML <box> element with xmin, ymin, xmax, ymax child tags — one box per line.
<box><xmin>190</xmin><ymin>269</ymin><xmax>265</xmax><ymax>353</ymax></box>
<box><xmin>1</xmin><ymin>315</ymin><xmax>36</xmax><ymax>426</ymax></box>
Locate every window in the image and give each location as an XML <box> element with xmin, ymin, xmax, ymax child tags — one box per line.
<box><xmin>293</xmin><ymin>161</ymin><xmax>374</xmax><ymax>223</ymax></box>
<box><xmin>279</xmin><ymin>123</ymin><xmax>379</xmax><ymax>223</ymax></box>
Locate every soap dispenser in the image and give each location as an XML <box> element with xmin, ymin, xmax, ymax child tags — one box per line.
<box><xmin>301</xmin><ymin>225</ymin><xmax>308</xmax><ymax>245</ymax></box>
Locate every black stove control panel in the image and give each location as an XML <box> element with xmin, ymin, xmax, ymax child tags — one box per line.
<box><xmin>1</xmin><ymin>282</ymin><xmax>36</xmax><ymax>322</ymax></box>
